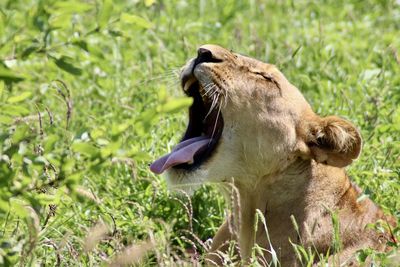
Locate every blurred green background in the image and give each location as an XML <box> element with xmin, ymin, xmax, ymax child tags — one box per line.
<box><xmin>0</xmin><ymin>0</ymin><xmax>399</xmax><ymax>265</ymax></box>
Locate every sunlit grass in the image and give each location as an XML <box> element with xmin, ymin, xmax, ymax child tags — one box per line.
<box><xmin>0</xmin><ymin>0</ymin><xmax>399</xmax><ymax>265</ymax></box>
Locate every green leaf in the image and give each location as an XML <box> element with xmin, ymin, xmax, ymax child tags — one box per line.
<box><xmin>120</xmin><ymin>13</ymin><xmax>152</xmax><ymax>29</ymax></box>
<box><xmin>1</xmin><ymin>104</ymin><xmax>30</xmax><ymax>116</ymax></box>
<box><xmin>0</xmin><ymin>80</ymin><xmax>4</xmax><ymax>96</ymax></box>
<box><xmin>0</xmin><ymin>115</ymin><xmax>13</xmax><ymax>124</ymax></box>
<box><xmin>0</xmin><ymin>66</ymin><xmax>25</xmax><ymax>83</ymax></box>
<box><xmin>144</xmin><ymin>0</ymin><xmax>156</xmax><ymax>7</ymax></box>
<box><xmin>49</xmin><ymin>13</ymin><xmax>72</xmax><ymax>28</ymax></box>
<box><xmin>7</xmin><ymin>91</ymin><xmax>32</xmax><ymax>103</ymax></box>
<box><xmin>61</xmin><ymin>158</ymin><xmax>75</xmax><ymax>173</ymax></box>
<box><xmin>130</xmin><ymin>150</ymin><xmax>150</xmax><ymax>161</ymax></box>
<box><xmin>72</xmin><ymin>142</ymin><xmax>99</xmax><ymax>157</ymax></box>
<box><xmin>12</xmin><ymin>124</ymin><xmax>30</xmax><ymax>143</ymax></box>
<box><xmin>52</xmin><ymin>1</ymin><xmax>93</xmax><ymax>14</ymax></box>
<box><xmin>66</xmin><ymin>171</ymin><xmax>84</xmax><ymax>186</ymax></box>
<box><xmin>90</xmin><ymin>128</ymin><xmax>105</xmax><ymax>139</ymax></box>
<box><xmin>35</xmin><ymin>193</ymin><xmax>55</xmax><ymax>204</ymax></box>
<box><xmin>53</xmin><ymin>56</ymin><xmax>82</xmax><ymax>76</ymax></box>
<box><xmin>44</xmin><ymin>134</ymin><xmax>58</xmax><ymax>151</ymax></box>
<box><xmin>72</xmin><ymin>40</ymin><xmax>88</xmax><ymax>52</ymax></box>
<box><xmin>100</xmin><ymin>141</ymin><xmax>121</xmax><ymax>158</ymax></box>
<box><xmin>0</xmin><ymin>198</ymin><xmax>10</xmax><ymax>213</ymax></box>
<box><xmin>21</xmin><ymin>43</ymin><xmax>41</xmax><ymax>59</ymax></box>
<box><xmin>159</xmin><ymin>97</ymin><xmax>193</xmax><ymax>114</ymax></box>
<box><xmin>98</xmin><ymin>0</ymin><xmax>113</xmax><ymax>29</ymax></box>
<box><xmin>111</xmin><ymin>123</ymin><xmax>130</xmax><ymax>136</ymax></box>
<box><xmin>10</xmin><ymin>201</ymin><xmax>28</xmax><ymax>218</ymax></box>
<box><xmin>157</xmin><ymin>86</ymin><xmax>167</xmax><ymax>101</ymax></box>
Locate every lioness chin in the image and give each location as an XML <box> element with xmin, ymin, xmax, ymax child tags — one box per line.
<box><xmin>150</xmin><ymin>45</ymin><xmax>396</xmax><ymax>266</ymax></box>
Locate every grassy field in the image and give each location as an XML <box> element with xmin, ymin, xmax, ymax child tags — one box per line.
<box><xmin>0</xmin><ymin>0</ymin><xmax>399</xmax><ymax>265</ymax></box>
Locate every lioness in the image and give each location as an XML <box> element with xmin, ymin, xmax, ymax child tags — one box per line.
<box><xmin>150</xmin><ymin>45</ymin><xmax>396</xmax><ymax>266</ymax></box>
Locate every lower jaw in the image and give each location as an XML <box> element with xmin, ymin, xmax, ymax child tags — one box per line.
<box><xmin>164</xmin><ymin>168</ymin><xmax>208</xmax><ymax>194</ymax></box>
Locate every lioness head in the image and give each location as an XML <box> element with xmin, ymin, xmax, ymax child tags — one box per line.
<box><xmin>150</xmin><ymin>44</ymin><xmax>362</xmax><ymax>189</ymax></box>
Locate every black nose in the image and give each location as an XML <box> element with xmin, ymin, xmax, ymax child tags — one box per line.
<box><xmin>194</xmin><ymin>47</ymin><xmax>222</xmax><ymax>67</ymax></box>
<box><xmin>197</xmin><ymin>48</ymin><xmax>213</xmax><ymax>63</ymax></box>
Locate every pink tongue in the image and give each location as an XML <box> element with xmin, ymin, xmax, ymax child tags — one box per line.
<box><xmin>150</xmin><ymin>136</ymin><xmax>212</xmax><ymax>174</ymax></box>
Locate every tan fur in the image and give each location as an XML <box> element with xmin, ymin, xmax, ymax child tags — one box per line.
<box><xmin>165</xmin><ymin>45</ymin><xmax>396</xmax><ymax>266</ymax></box>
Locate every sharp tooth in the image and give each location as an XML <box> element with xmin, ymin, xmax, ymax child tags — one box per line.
<box><xmin>183</xmin><ymin>77</ymin><xmax>196</xmax><ymax>92</ymax></box>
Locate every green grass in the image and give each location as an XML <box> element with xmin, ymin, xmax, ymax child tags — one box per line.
<box><xmin>0</xmin><ymin>0</ymin><xmax>399</xmax><ymax>265</ymax></box>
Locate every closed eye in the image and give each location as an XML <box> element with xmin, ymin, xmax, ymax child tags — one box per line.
<box><xmin>254</xmin><ymin>71</ymin><xmax>282</xmax><ymax>95</ymax></box>
<box><xmin>254</xmin><ymin>72</ymin><xmax>272</xmax><ymax>80</ymax></box>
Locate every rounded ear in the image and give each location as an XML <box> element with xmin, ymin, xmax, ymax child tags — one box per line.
<box><xmin>305</xmin><ymin>116</ymin><xmax>362</xmax><ymax>167</ymax></box>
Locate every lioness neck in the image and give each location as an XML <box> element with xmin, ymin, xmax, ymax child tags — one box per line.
<box><xmin>230</xmin><ymin>158</ymin><xmax>386</xmax><ymax>263</ymax></box>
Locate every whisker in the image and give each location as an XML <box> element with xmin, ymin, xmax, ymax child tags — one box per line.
<box><xmin>223</xmin><ymin>89</ymin><xmax>230</xmax><ymax>109</ymax></box>
<box><xmin>202</xmin><ymin>84</ymin><xmax>218</xmax><ymax>98</ymax></box>
<box><xmin>207</xmin><ymin>84</ymin><xmax>218</xmax><ymax>97</ymax></box>
<box><xmin>203</xmin><ymin>82</ymin><xmax>213</xmax><ymax>89</ymax></box>
<box><xmin>147</xmin><ymin>69</ymin><xmax>179</xmax><ymax>80</ymax></box>
<box><xmin>201</xmin><ymin>86</ymin><xmax>212</xmax><ymax>97</ymax></box>
<box><xmin>203</xmin><ymin>83</ymin><xmax>215</xmax><ymax>92</ymax></box>
<box><xmin>205</xmin><ymin>94</ymin><xmax>217</xmax><ymax>118</ymax></box>
<box><xmin>205</xmin><ymin>93</ymin><xmax>219</xmax><ymax>118</ymax></box>
<box><xmin>135</xmin><ymin>69</ymin><xmax>180</xmax><ymax>86</ymax></box>
<box><xmin>199</xmin><ymin>83</ymin><xmax>211</xmax><ymax>97</ymax></box>
<box><xmin>209</xmin><ymin>101</ymin><xmax>222</xmax><ymax>144</ymax></box>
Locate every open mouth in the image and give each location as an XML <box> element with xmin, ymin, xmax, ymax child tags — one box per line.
<box><xmin>150</xmin><ymin>76</ymin><xmax>224</xmax><ymax>174</ymax></box>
